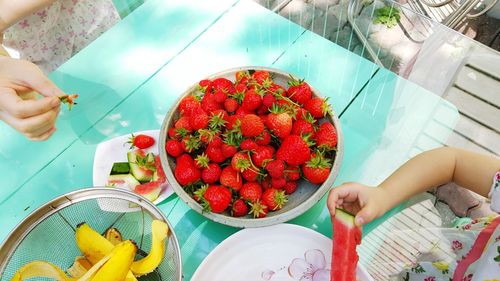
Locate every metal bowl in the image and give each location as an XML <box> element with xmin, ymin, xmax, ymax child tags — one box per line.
<box><xmin>159</xmin><ymin>66</ymin><xmax>343</xmax><ymax>228</ymax></box>
<box><xmin>0</xmin><ymin>188</ymin><xmax>182</xmax><ymax>281</ymax></box>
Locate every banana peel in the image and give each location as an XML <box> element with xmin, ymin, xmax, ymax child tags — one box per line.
<box><xmin>104</xmin><ymin>227</ymin><xmax>123</xmax><ymax>246</ymax></box>
<box><xmin>91</xmin><ymin>240</ymin><xmax>137</xmax><ymax>281</ymax></box>
<box><xmin>130</xmin><ymin>220</ymin><xmax>169</xmax><ymax>276</ymax></box>
<box><xmin>10</xmin><ymin>261</ymin><xmax>76</xmax><ymax>281</ymax></box>
<box><xmin>75</xmin><ymin>223</ymin><xmax>137</xmax><ymax>281</ymax></box>
<box><xmin>67</xmin><ymin>256</ymin><xmax>92</xmax><ymax>278</ymax></box>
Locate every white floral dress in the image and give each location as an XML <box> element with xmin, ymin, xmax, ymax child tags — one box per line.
<box><xmin>396</xmin><ymin>172</ymin><xmax>500</xmax><ymax>281</ymax></box>
<box><xmin>2</xmin><ymin>0</ymin><xmax>120</xmax><ymax>73</ymax></box>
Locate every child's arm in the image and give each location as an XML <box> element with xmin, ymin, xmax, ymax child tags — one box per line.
<box><xmin>327</xmin><ymin>147</ymin><xmax>500</xmax><ymax>225</ymax></box>
<box><xmin>0</xmin><ymin>0</ymin><xmax>55</xmax><ymax>32</ymax></box>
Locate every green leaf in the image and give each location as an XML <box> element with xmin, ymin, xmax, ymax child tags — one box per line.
<box><xmin>373</xmin><ymin>5</ymin><xmax>400</xmax><ymax>28</ymax></box>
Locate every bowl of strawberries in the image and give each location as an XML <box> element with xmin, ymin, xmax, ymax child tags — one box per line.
<box><xmin>159</xmin><ymin>66</ymin><xmax>343</xmax><ymax>228</ymax></box>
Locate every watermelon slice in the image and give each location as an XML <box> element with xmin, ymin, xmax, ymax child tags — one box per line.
<box><xmin>134</xmin><ymin>181</ymin><xmax>162</xmax><ymax>202</ymax></box>
<box><xmin>331</xmin><ymin>209</ymin><xmax>362</xmax><ymax>281</ymax></box>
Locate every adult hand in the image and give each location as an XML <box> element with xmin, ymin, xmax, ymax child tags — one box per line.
<box><xmin>0</xmin><ymin>56</ymin><xmax>64</xmax><ymax>141</ymax></box>
<box><xmin>327</xmin><ymin>182</ymin><xmax>389</xmax><ymax>226</ymax></box>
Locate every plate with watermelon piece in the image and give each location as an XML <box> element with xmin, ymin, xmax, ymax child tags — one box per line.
<box><xmin>93</xmin><ymin>130</ymin><xmax>174</xmax><ymax>206</ymax></box>
<box><xmin>191</xmin><ymin>223</ymin><xmax>373</xmax><ymax>281</ymax></box>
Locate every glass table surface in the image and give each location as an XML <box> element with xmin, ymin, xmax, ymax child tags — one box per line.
<box><xmin>1</xmin><ymin>0</ymin><xmax>485</xmax><ymax>280</ymax></box>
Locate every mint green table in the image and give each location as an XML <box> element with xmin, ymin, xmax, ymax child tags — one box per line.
<box><xmin>0</xmin><ymin>0</ymin><xmax>458</xmax><ymax>279</ymax></box>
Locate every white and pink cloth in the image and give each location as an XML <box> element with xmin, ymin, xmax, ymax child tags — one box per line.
<box><xmin>2</xmin><ymin>0</ymin><xmax>120</xmax><ymax>73</ymax></box>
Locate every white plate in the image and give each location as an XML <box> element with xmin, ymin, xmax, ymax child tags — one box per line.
<box><xmin>92</xmin><ymin>129</ymin><xmax>173</xmax><ymax>206</ymax></box>
<box><xmin>192</xmin><ymin>224</ymin><xmax>374</xmax><ymax>281</ymax></box>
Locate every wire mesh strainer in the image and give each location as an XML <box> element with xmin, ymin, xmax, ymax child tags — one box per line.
<box><xmin>0</xmin><ymin>188</ymin><xmax>182</xmax><ymax>281</ymax></box>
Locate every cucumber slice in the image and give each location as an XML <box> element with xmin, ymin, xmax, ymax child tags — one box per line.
<box><xmin>106</xmin><ymin>174</ymin><xmax>140</xmax><ymax>189</ymax></box>
<box><xmin>127</xmin><ymin>151</ymin><xmax>154</xmax><ymax>183</ymax></box>
<box><xmin>110</xmin><ymin>162</ymin><xmax>130</xmax><ymax>175</ymax></box>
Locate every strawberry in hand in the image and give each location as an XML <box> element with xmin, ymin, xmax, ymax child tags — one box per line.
<box><xmin>127</xmin><ymin>134</ymin><xmax>155</xmax><ymax>149</ymax></box>
<box><xmin>59</xmin><ymin>94</ymin><xmax>79</xmax><ymax>110</ymax></box>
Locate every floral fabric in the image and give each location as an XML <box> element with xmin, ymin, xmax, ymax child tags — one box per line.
<box><xmin>395</xmin><ymin>172</ymin><xmax>500</xmax><ymax>280</ymax></box>
<box><xmin>2</xmin><ymin>0</ymin><xmax>120</xmax><ymax>73</ymax></box>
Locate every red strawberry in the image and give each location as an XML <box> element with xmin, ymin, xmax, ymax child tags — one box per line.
<box><xmin>240</xmin><ymin>114</ymin><xmax>264</xmax><ymax>137</ymax></box>
<box><xmin>174</xmin><ymin>154</ymin><xmax>201</xmax><ymax>186</ymax></box>
<box><xmin>206</xmin><ymin>146</ymin><xmax>225</xmax><ymax>163</ymax></box>
<box><xmin>294</xmin><ymin>107</ymin><xmax>308</xmax><ymax>120</ymax></box>
<box><xmin>242</xmin><ymin>168</ymin><xmax>259</xmax><ymax>182</ymax></box>
<box><xmin>214</xmin><ymin>89</ymin><xmax>227</xmax><ymax>103</ymax></box>
<box><xmin>154</xmin><ymin>155</ymin><xmax>166</xmax><ymax>183</ymax></box>
<box><xmin>262</xmin><ymin>93</ymin><xmax>276</xmax><ymax>109</ymax></box>
<box><xmin>181</xmin><ymin>135</ymin><xmax>200</xmax><ymax>153</ymax></box>
<box><xmin>201</xmin><ymin>93</ymin><xmax>223</xmax><ymax>112</ymax></box>
<box><xmin>168</xmin><ymin>127</ymin><xmax>180</xmax><ymax>140</ymax></box>
<box><xmin>271</xmin><ymin>177</ymin><xmax>286</xmax><ymax>189</ymax></box>
<box><xmin>266</xmin><ymin>106</ymin><xmax>292</xmax><ymax>139</ymax></box>
<box><xmin>175</xmin><ymin>116</ymin><xmax>193</xmax><ymax>133</ymax></box>
<box><xmin>202</xmin><ymin>163</ymin><xmax>222</xmax><ymax>184</ymax></box>
<box><xmin>231</xmin><ymin>152</ymin><xmax>252</xmax><ymax>172</ymax></box>
<box><xmin>268</xmin><ymin>83</ymin><xmax>286</xmax><ymax>95</ymax></box>
<box><xmin>240</xmin><ymin>182</ymin><xmax>262</xmax><ymax>202</ymax></box>
<box><xmin>220</xmin><ymin>166</ymin><xmax>243</xmax><ymax>191</ymax></box>
<box><xmin>291</xmin><ymin>119</ymin><xmax>315</xmax><ymax>136</ymax></box>
<box><xmin>287</xmin><ymin>77</ymin><xmax>312</xmax><ymax>105</ymax></box>
<box><xmin>221</xmin><ymin>143</ymin><xmax>238</xmax><ymax>158</ymax></box>
<box><xmin>231</xmin><ymin>199</ymin><xmax>248</xmax><ymax>217</ymax></box>
<box><xmin>252</xmin><ymin>70</ymin><xmax>271</xmax><ymax>85</ymax></box>
<box><xmin>240</xmin><ymin>139</ymin><xmax>258</xmax><ymax>151</ymax></box>
<box><xmin>179</xmin><ymin>95</ymin><xmax>201</xmax><ymax>116</ymax></box>
<box><xmin>255</xmin><ymin>130</ymin><xmax>271</xmax><ymax>145</ymax></box>
<box><xmin>211</xmin><ymin>77</ymin><xmax>234</xmax><ymax>94</ymax></box>
<box><xmin>198</xmin><ymin>79</ymin><xmax>212</xmax><ymax>93</ymax></box>
<box><xmin>241</xmin><ymin>89</ymin><xmax>262</xmax><ymax>112</ymax></box>
<box><xmin>235</xmin><ymin>70</ymin><xmax>250</xmax><ymax>82</ymax></box>
<box><xmin>225</xmin><ymin>115</ymin><xmax>241</xmax><ymax>130</ymax></box>
<box><xmin>304</xmin><ymin>97</ymin><xmax>332</xmax><ymax>119</ymax></box>
<box><xmin>315</xmin><ymin>122</ymin><xmax>337</xmax><ymax>150</ymax></box>
<box><xmin>249</xmin><ymin>200</ymin><xmax>268</xmax><ymax>218</ymax></box>
<box><xmin>189</xmin><ymin>107</ymin><xmax>209</xmax><ymax>130</ymax></box>
<box><xmin>283</xmin><ymin>181</ymin><xmax>297</xmax><ymax>194</ymax></box>
<box><xmin>127</xmin><ymin>134</ymin><xmax>155</xmax><ymax>149</ymax></box>
<box><xmin>284</xmin><ymin>165</ymin><xmax>301</xmax><ymax>181</ymax></box>
<box><xmin>276</xmin><ymin>135</ymin><xmax>311</xmax><ymax>166</ymax></box>
<box><xmin>203</xmin><ymin>185</ymin><xmax>232</xmax><ymax>213</ymax></box>
<box><xmin>251</xmin><ymin>145</ymin><xmax>275</xmax><ymax>168</ymax></box>
<box><xmin>224</xmin><ymin>98</ymin><xmax>239</xmax><ymax>113</ymax></box>
<box><xmin>262</xmin><ymin>188</ymin><xmax>288</xmax><ymax>211</ymax></box>
<box><xmin>302</xmin><ymin>152</ymin><xmax>331</xmax><ymax>184</ymax></box>
<box><xmin>166</xmin><ymin>140</ymin><xmax>183</xmax><ymax>157</ymax></box>
<box><xmin>265</xmin><ymin>159</ymin><xmax>285</xmax><ymax>179</ymax></box>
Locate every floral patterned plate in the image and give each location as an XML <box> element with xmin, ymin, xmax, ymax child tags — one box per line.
<box><xmin>191</xmin><ymin>223</ymin><xmax>373</xmax><ymax>281</ymax></box>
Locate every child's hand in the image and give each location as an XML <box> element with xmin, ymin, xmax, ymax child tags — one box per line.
<box><xmin>327</xmin><ymin>182</ymin><xmax>389</xmax><ymax>226</ymax></box>
<box><xmin>0</xmin><ymin>57</ymin><xmax>64</xmax><ymax>141</ymax></box>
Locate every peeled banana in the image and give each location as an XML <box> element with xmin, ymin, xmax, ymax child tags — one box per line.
<box><xmin>91</xmin><ymin>240</ymin><xmax>137</xmax><ymax>281</ymax></box>
<box><xmin>104</xmin><ymin>227</ymin><xmax>123</xmax><ymax>246</ymax></box>
<box><xmin>130</xmin><ymin>220</ymin><xmax>169</xmax><ymax>276</ymax></box>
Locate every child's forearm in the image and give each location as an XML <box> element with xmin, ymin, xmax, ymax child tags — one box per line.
<box><xmin>0</xmin><ymin>0</ymin><xmax>55</xmax><ymax>32</ymax></box>
<box><xmin>379</xmin><ymin>147</ymin><xmax>500</xmax><ymax>212</ymax></box>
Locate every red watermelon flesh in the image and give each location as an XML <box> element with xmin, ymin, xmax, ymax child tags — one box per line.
<box><xmin>154</xmin><ymin>155</ymin><xmax>166</xmax><ymax>183</ymax></box>
<box><xmin>134</xmin><ymin>181</ymin><xmax>162</xmax><ymax>202</ymax></box>
<box><xmin>331</xmin><ymin>209</ymin><xmax>362</xmax><ymax>281</ymax></box>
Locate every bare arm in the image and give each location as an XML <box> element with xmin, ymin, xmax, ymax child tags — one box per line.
<box><xmin>0</xmin><ymin>0</ymin><xmax>55</xmax><ymax>32</ymax></box>
<box><xmin>328</xmin><ymin>147</ymin><xmax>500</xmax><ymax>225</ymax></box>
<box><xmin>379</xmin><ymin>147</ymin><xmax>500</xmax><ymax>213</ymax></box>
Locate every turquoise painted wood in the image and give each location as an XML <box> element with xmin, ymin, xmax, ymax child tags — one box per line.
<box><xmin>0</xmin><ymin>0</ymin><xmax>306</xmax><ymax>243</ymax></box>
<box><xmin>272</xmin><ymin>30</ymin><xmax>379</xmax><ymax>113</ymax></box>
<box><xmin>0</xmin><ymin>0</ymin><xmax>238</xmax><ymax>199</ymax></box>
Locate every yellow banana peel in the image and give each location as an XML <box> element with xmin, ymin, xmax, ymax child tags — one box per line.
<box><xmin>67</xmin><ymin>256</ymin><xmax>92</xmax><ymax>278</ymax></box>
<box><xmin>75</xmin><ymin>223</ymin><xmax>137</xmax><ymax>281</ymax></box>
<box><xmin>10</xmin><ymin>261</ymin><xmax>75</xmax><ymax>281</ymax></box>
<box><xmin>90</xmin><ymin>240</ymin><xmax>137</xmax><ymax>281</ymax></box>
<box><xmin>75</xmin><ymin>223</ymin><xmax>114</xmax><ymax>264</ymax></box>
<box><xmin>104</xmin><ymin>227</ymin><xmax>123</xmax><ymax>246</ymax></box>
<box><xmin>130</xmin><ymin>220</ymin><xmax>169</xmax><ymax>276</ymax></box>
